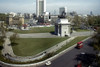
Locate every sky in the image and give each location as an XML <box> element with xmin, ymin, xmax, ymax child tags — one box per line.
<box><xmin>0</xmin><ymin>0</ymin><xmax>100</xmax><ymax>15</ymax></box>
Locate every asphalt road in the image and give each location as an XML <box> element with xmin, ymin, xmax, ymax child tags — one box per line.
<box><xmin>6</xmin><ymin>31</ymin><xmax>94</xmax><ymax>38</ymax></box>
<box><xmin>39</xmin><ymin>39</ymin><xmax>96</xmax><ymax>67</ymax></box>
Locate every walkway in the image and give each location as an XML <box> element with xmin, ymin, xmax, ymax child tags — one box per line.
<box><xmin>6</xmin><ymin>31</ymin><xmax>94</xmax><ymax>38</ymax></box>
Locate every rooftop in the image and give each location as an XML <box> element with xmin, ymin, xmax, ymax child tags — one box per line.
<box><xmin>56</xmin><ymin>19</ymin><xmax>70</xmax><ymax>24</ymax></box>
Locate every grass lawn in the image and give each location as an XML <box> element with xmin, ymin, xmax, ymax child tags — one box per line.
<box><xmin>0</xmin><ymin>36</ymin><xmax>89</xmax><ymax>64</ymax></box>
<box><xmin>12</xmin><ymin>38</ymin><xmax>67</xmax><ymax>56</ymax></box>
<box><xmin>56</xmin><ymin>36</ymin><xmax>89</xmax><ymax>53</ymax></box>
<box><xmin>12</xmin><ymin>26</ymin><xmax>54</xmax><ymax>34</ymax></box>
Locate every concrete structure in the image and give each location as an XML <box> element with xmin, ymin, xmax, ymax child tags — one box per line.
<box><xmin>55</xmin><ymin>19</ymin><xmax>71</xmax><ymax>37</ymax></box>
<box><xmin>36</xmin><ymin>0</ymin><xmax>46</xmax><ymax>17</ymax></box>
<box><xmin>9</xmin><ymin>12</ymin><xmax>16</xmax><ymax>17</ymax></box>
<box><xmin>6</xmin><ymin>15</ymin><xmax>24</xmax><ymax>25</ymax></box>
<box><xmin>59</xmin><ymin>7</ymin><xmax>67</xmax><ymax>15</ymax></box>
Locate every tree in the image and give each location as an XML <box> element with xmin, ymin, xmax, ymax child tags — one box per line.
<box><xmin>73</xmin><ymin>15</ymin><xmax>81</xmax><ymax>27</ymax></box>
<box><xmin>87</xmin><ymin>15</ymin><xmax>95</xmax><ymax>26</ymax></box>
<box><xmin>17</xmin><ymin>21</ymin><xmax>22</xmax><ymax>29</ymax></box>
<box><xmin>0</xmin><ymin>36</ymin><xmax>4</xmax><ymax>50</ymax></box>
<box><xmin>10</xmin><ymin>33</ymin><xmax>19</xmax><ymax>46</ymax></box>
<box><xmin>0</xmin><ymin>22</ymin><xmax>6</xmax><ymax>37</ymax></box>
<box><xmin>92</xmin><ymin>28</ymin><xmax>100</xmax><ymax>66</ymax></box>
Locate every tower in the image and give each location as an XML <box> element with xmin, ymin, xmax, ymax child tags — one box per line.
<box><xmin>36</xmin><ymin>0</ymin><xmax>46</xmax><ymax>17</ymax></box>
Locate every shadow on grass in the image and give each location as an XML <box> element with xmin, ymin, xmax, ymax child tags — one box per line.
<box><xmin>0</xmin><ymin>46</ymin><xmax>3</xmax><ymax>50</ymax></box>
<box><xmin>50</xmin><ymin>31</ymin><xmax>55</xmax><ymax>35</ymax></box>
<box><xmin>11</xmin><ymin>42</ymin><xmax>18</xmax><ymax>46</ymax></box>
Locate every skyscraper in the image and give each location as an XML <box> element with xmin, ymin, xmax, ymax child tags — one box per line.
<box><xmin>36</xmin><ymin>0</ymin><xmax>46</xmax><ymax>17</ymax></box>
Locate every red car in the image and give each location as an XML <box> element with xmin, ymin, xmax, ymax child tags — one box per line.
<box><xmin>77</xmin><ymin>61</ymin><xmax>82</xmax><ymax>67</ymax></box>
<box><xmin>77</xmin><ymin>63</ymin><xmax>82</xmax><ymax>67</ymax></box>
<box><xmin>77</xmin><ymin>41</ymin><xmax>83</xmax><ymax>49</ymax></box>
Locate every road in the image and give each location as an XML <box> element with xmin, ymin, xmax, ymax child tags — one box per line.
<box><xmin>6</xmin><ymin>31</ymin><xmax>94</xmax><ymax>38</ymax></box>
<box><xmin>39</xmin><ymin>39</ymin><xmax>96</xmax><ymax>67</ymax></box>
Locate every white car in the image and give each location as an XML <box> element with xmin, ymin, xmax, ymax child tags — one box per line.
<box><xmin>45</xmin><ymin>61</ymin><xmax>51</xmax><ymax>66</ymax></box>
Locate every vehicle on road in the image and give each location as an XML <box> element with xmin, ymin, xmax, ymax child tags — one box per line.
<box><xmin>76</xmin><ymin>41</ymin><xmax>83</xmax><ymax>49</ymax></box>
<box><xmin>45</xmin><ymin>61</ymin><xmax>51</xmax><ymax>66</ymax></box>
<box><xmin>77</xmin><ymin>60</ymin><xmax>82</xmax><ymax>67</ymax></box>
<box><xmin>76</xmin><ymin>52</ymin><xmax>96</xmax><ymax>67</ymax></box>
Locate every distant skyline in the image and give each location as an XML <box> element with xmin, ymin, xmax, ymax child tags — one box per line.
<box><xmin>0</xmin><ymin>0</ymin><xmax>100</xmax><ymax>15</ymax></box>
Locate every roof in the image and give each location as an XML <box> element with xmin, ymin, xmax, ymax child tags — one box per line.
<box><xmin>77</xmin><ymin>41</ymin><xmax>83</xmax><ymax>44</ymax></box>
<box><xmin>56</xmin><ymin>19</ymin><xmax>70</xmax><ymax>24</ymax></box>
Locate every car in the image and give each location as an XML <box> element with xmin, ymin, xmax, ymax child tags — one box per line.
<box><xmin>76</xmin><ymin>52</ymin><xmax>96</xmax><ymax>67</ymax></box>
<box><xmin>77</xmin><ymin>60</ymin><xmax>82</xmax><ymax>67</ymax></box>
<box><xmin>45</xmin><ymin>61</ymin><xmax>51</xmax><ymax>66</ymax></box>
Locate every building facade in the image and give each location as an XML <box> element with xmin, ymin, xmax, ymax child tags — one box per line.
<box><xmin>36</xmin><ymin>0</ymin><xmax>46</xmax><ymax>17</ymax></box>
<box><xmin>43</xmin><ymin>12</ymin><xmax>51</xmax><ymax>22</ymax></box>
<box><xmin>55</xmin><ymin>19</ymin><xmax>71</xmax><ymax>37</ymax></box>
<box><xmin>6</xmin><ymin>15</ymin><xmax>24</xmax><ymax>25</ymax></box>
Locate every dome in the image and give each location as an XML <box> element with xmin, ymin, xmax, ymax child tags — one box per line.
<box><xmin>56</xmin><ymin>19</ymin><xmax>70</xmax><ymax>24</ymax></box>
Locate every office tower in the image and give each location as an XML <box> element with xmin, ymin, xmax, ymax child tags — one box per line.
<box><xmin>90</xmin><ymin>11</ymin><xmax>93</xmax><ymax>16</ymax></box>
<box><xmin>36</xmin><ymin>0</ymin><xmax>46</xmax><ymax>17</ymax></box>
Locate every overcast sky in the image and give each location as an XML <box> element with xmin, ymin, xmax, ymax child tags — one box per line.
<box><xmin>0</xmin><ymin>0</ymin><xmax>100</xmax><ymax>15</ymax></box>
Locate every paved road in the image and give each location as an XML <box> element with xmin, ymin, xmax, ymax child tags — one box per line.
<box><xmin>70</xmin><ymin>31</ymin><xmax>94</xmax><ymax>37</ymax></box>
<box><xmin>6</xmin><ymin>31</ymin><xmax>94</xmax><ymax>38</ymax></box>
<box><xmin>39</xmin><ymin>39</ymin><xmax>96</xmax><ymax>67</ymax></box>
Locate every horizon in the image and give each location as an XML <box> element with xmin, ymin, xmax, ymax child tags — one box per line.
<box><xmin>0</xmin><ymin>0</ymin><xmax>100</xmax><ymax>15</ymax></box>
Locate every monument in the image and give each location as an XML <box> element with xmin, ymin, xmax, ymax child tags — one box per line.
<box><xmin>55</xmin><ymin>19</ymin><xmax>71</xmax><ymax>37</ymax></box>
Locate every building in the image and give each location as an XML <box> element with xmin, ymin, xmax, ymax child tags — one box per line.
<box><xmin>59</xmin><ymin>7</ymin><xmax>67</xmax><ymax>15</ymax></box>
<box><xmin>6</xmin><ymin>15</ymin><xmax>24</xmax><ymax>25</ymax></box>
<box><xmin>36</xmin><ymin>0</ymin><xmax>46</xmax><ymax>17</ymax></box>
<box><xmin>24</xmin><ymin>13</ymin><xmax>33</xmax><ymax>19</ymax></box>
<box><xmin>50</xmin><ymin>15</ymin><xmax>58</xmax><ymax>24</ymax></box>
<box><xmin>90</xmin><ymin>11</ymin><xmax>93</xmax><ymax>16</ymax></box>
<box><xmin>43</xmin><ymin>12</ymin><xmax>51</xmax><ymax>22</ymax></box>
<box><xmin>9</xmin><ymin>12</ymin><xmax>16</xmax><ymax>17</ymax></box>
<box><xmin>55</xmin><ymin>19</ymin><xmax>71</xmax><ymax>37</ymax></box>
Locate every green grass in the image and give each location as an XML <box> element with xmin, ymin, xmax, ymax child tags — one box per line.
<box><xmin>0</xmin><ymin>36</ymin><xmax>89</xmax><ymax>64</ymax></box>
<box><xmin>12</xmin><ymin>38</ymin><xmax>67</xmax><ymax>56</ymax></box>
<box><xmin>12</xmin><ymin>26</ymin><xmax>54</xmax><ymax>34</ymax></box>
<box><xmin>56</xmin><ymin>36</ymin><xmax>89</xmax><ymax>53</ymax></box>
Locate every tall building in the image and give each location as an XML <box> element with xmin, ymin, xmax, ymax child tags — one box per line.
<box><xmin>36</xmin><ymin>0</ymin><xmax>46</xmax><ymax>17</ymax></box>
<box><xmin>90</xmin><ymin>11</ymin><xmax>93</xmax><ymax>16</ymax></box>
<box><xmin>59</xmin><ymin>7</ymin><xmax>67</xmax><ymax>15</ymax></box>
